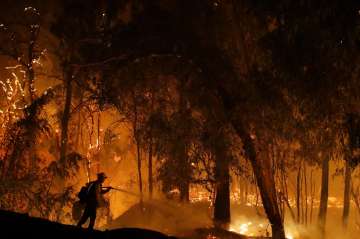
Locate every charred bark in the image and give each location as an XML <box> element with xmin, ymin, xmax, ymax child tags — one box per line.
<box><xmin>179</xmin><ymin>180</ymin><xmax>190</xmax><ymax>202</ymax></box>
<box><xmin>304</xmin><ymin>163</ymin><xmax>308</xmax><ymax>225</ymax></box>
<box><xmin>133</xmin><ymin>95</ymin><xmax>143</xmax><ymax>203</ymax></box>
<box><xmin>213</xmin><ymin>143</ymin><xmax>231</xmax><ymax>225</ymax></box>
<box><xmin>318</xmin><ymin>155</ymin><xmax>330</xmax><ymax>236</ymax></box>
<box><xmin>178</xmin><ymin>85</ymin><xmax>190</xmax><ymax>203</ymax></box>
<box><xmin>296</xmin><ymin>164</ymin><xmax>301</xmax><ymax>223</ymax></box>
<box><xmin>137</xmin><ymin>142</ymin><xmax>143</xmax><ymax>202</ymax></box>
<box><xmin>232</xmin><ymin>123</ymin><xmax>285</xmax><ymax>239</ymax></box>
<box><xmin>148</xmin><ymin>137</ymin><xmax>153</xmax><ymax>199</ymax></box>
<box><xmin>342</xmin><ymin>159</ymin><xmax>352</xmax><ymax>228</ymax></box>
<box><xmin>178</xmin><ymin>143</ymin><xmax>190</xmax><ymax>202</ymax></box>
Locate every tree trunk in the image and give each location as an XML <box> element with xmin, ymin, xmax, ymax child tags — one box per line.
<box><xmin>233</xmin><ymin>123</ymin><xmax>285</xmax><ymax>239</ymax></box>
<box><xmin>137</xmin><ymin>143</ymin><xmax>143</xmax><ymax>202</ymax></box>
<box><xmin>59</xmin><ymin>67</ymin><xmax>73</xmax><ymax>168</ymax></box>
<box><xmin>27</xmin><ymin>65</ymin><xmax>35</xmax><ymax>102</ymax></box>
<box><xmin>304</xmin><ymin>163</ymin><xmax>308</xmax><ymax>225</ymax></box>
<box><xmin>179</xmin><ymin>143</ymin><xmax>190</xmax><ymax>202</ymax></box>
<box><xmin>75</xmin><ymin>91</ymin><xmax>83</xmax><ymax>149</ymax></box>
<box><xmin>296</xmin><ymin>164</ymin><xmax>301</xmax><ymax>223</ymax></box>
<box><xmin>214</xmin><ymin>144</ymin><xmax>231</xmax><ymax>225</ymax></box>
<box><xmin>310</xmin><ymin>169</ymin><xmax>315</xmax><ymax>224</ymax></box>
<box><xmin>148</xmin><ymin>137</ymin><xmax>153</xmax><ymax>199</ymax></box>
<box><xmin>179</xmin><ymin>180</ymin><xmax>190</xmax><ymax>202</ymax></box>
<box><xmin>132</xmin><ymin>93</ymin><xmax>143</xmax><ymax>203</ymax></box>
<box><xmin>178</xmin><ymin>81</ymin><xmax>190</xmax><ymax>202</ymax></box>
<box><xmin>27</xmin><ymin>23</ymin><xmax>38</xmax><ymax>103</ymax></box>
<box><xmin>318</xmin><ymin>155</ymin><xmax>330</xmax><ymax>236</ymax></box>
<box><xmin>342</xmin><ymin>159</ymin><xmax>351</xmax><ymax>228</ymax></box>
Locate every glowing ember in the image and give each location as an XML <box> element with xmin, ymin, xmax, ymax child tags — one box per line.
<box><xmin>206</xmin><ymin>234</ymin><xmax>217</xmax><ymax>239</ymax></box>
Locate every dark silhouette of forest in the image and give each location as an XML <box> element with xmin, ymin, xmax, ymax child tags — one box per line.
<box><xmin>0</xmin><ymin>1</ymin><xmax>360</xmax><ymax>239</ymax></box>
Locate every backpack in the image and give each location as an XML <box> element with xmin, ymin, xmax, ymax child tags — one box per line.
<box><xmin>77</xmin><ymin>182</ymin><xmax>95</xmax><ymax>202</ymax></box>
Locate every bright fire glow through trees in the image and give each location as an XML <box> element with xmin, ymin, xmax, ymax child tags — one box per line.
<box><xmin>1</xmin><ymin>1</ymin><xmax>360</xmax><ymax>239</ymax></box>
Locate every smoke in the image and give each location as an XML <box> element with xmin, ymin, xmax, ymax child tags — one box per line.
<box><xmin>101</xmin><ymin>198</ymin><xmax>360</xmax><ymax>239</ymax></box>
<box><xmin>68</xmin><ymin>115</ymin><xmax>360</xmax><ymax>239</ymax></box>
<box><xmin>105</xmin><ymin>199</ymin><xmax>212</xmax><ymax>235</ymax></box>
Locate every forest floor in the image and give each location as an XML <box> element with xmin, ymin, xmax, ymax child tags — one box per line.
<box><xmin>179</xmin><ymin>227</ymin><xmax>270</xmax><ymax>239</ymax></box>
<box><xmin>106</xmin><ymin>200</ymin><xmax>271</xmax><ymax>239</ymax></box>
<box><xmin>2</xmin><ymin>199</ymin><xmax>357</xmax><ymax>238</ymax></box>
<box><xmin>106</xmin><ymin>199</ymin><xmax>358</xmax><ymax>239</ymax></box>
<box><xmin>0</xmin><ymin>209</ymin><xmax>172</xmax><ymax>239</ymax></box>
<box><xmin>0</xmin><ymin>207</ymin><xmax>269</xmax><ymax>239</ymax></box>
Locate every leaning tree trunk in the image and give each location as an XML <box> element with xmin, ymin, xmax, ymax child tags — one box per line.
<box><xmin>233</xmin><ymin>123</ymin><xmax>286</xmax><ymax>239</ymax></box>
<box><xmin>342</xmin><ymin>159</ymin><xmax>352</xmax><ymax>228</ymax></box>
<box><xmin>59</xmin><ymin>67</ymin><xmax>73</xmax><ymax>168</ymax></box>
<box><xmin>213</xmin><ymin>141</ymin><xmax>231</xmax><ymax>226</ymax></box>
<box><xmin>215</xmin><ymin>83</ymin><xmax>285</xmax><ymax>237</ymax></box>
<box><xmin>318</xmin><ymin>155</ymin><xmax>330</xmax><ymax>237</ymax></box>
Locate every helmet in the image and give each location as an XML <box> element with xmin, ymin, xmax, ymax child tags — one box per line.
<box><xmin>97</xmin><ymin>172</ymin><xmax>107</xmax><ymax>180</ymax></box>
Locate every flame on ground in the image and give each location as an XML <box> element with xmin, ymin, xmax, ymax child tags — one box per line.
<box><xmin>230</xmin><ymin>220</ymin><xmax>297</xmax><ymax>239</ymax></box>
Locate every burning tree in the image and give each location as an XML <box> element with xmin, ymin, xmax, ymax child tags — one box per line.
<box><xmin>1</xmin><ymin>1</ymin><xmax>360</xmax><ymax>239</ymax></box>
